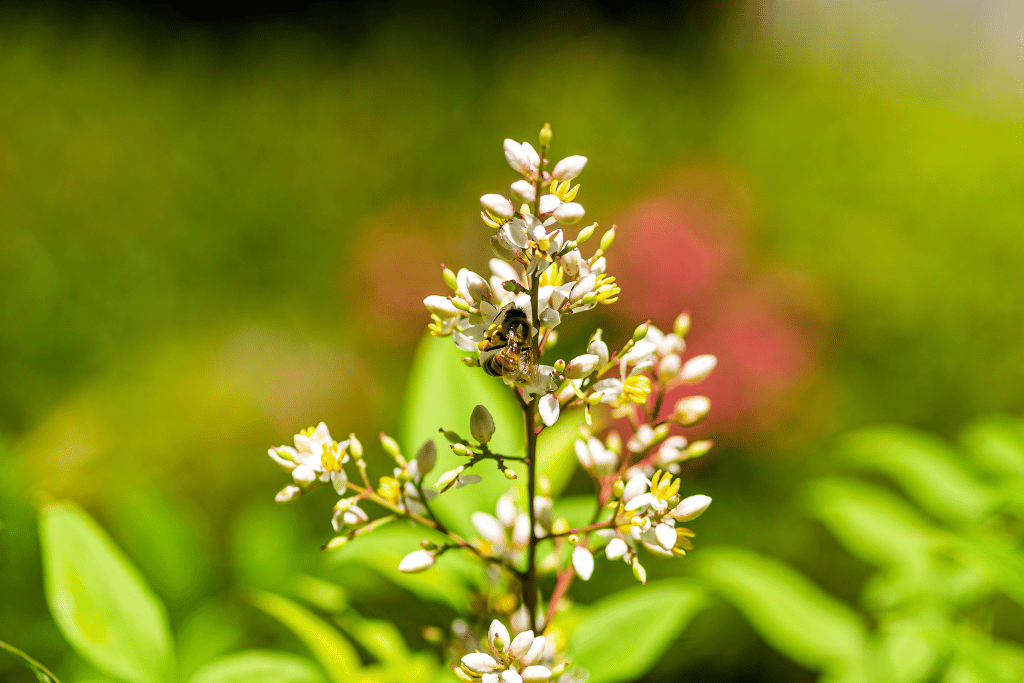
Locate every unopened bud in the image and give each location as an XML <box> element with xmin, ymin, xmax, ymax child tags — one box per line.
<box><xmin>674</xmin><ymin>312</ymin><xmax>691</xmax><ymax>338</ymax></box>
<box><xmin>451</xmin><ymin>443</ymin><xmax>472</xmax><ymax>456</ymax></box>
<box><xmin>552</xmin><ymin>518</ymin><xmax>570</xmax><ymax>535</ymax></box>
<box><xmin>539</xmin><ymin>122</ymin><xmax>553</xmax><ymax>148</ymax></box>
<box><xmin>685</xmin><ymin>440</ymin><xmax>714</xmax><ymax>460</ymax></box>
<box><xmin>275</xmin><ymin>485</ymin><xmax>302</xmax><ymax>503</ymax></box>
<box><xmin>415</xmin><ymin>440</ymin><xmax>437</xmax><ymax>474</ymax></box>
<box><xmin>419</xmin><ymin>540</ymin><xmax>439</xmax><ymax>550</ymax></box>
<box><xmin>546</xmin><ymin>330</ymin><xmax>559</xmax><ymax>349</ymax></box>
<box><xmin>398</xmin><ymin>549</ymin><xmax>436</xmax><ymax>574</ymax></box>
<box><xmin>461</xmin><ymin>356</ymin><xmax>480</xmax><ymax>367</ymax></box>
<box><xmin>348</xmin><ymin>434</ymin><xmax>363</xmax><ymax>459</ymax></box>
<box><xmin>553</xmin><ymin>358</ymin><xmax>566</xmax><ymax>373</ymax></box>
<box><xmin>323</xmin><ymin>535</ymin><xmax>349</xmax><ymax>551</ymax></box>
<box><xmin>612</xmin><ymin>479</ymin><xmax>625</xmax><ymax>498</ymax></box>
<box><xmin>600</xmin><ymin>226</ymin><xmax>616</xmax><ymax>251</ymax></box>
<box><xmin>553</xmin><ymin>202</ymin><xmax>585</xmax><ymax>225</ymax></box>
<box><xmin>680</xmin><ymin>354</ymin><xmax>717</xmax><ymax>383</ymax></box>
<box><xmin>503</xmin><ymin>279</ymin><xmax>526</xmax><ymax>293</ymax></box>
<box><xmin>504</xmin><ymin>468</ymin><xmax>518</xmax><ymax>480</ymax></box>
<box><xmin>435</xmin><ymin>467</ymin><xmax>462</xmax><ymax>489</ymax></box>
<box><xmin>675</xmin><ymin>396</ymin><xmax>711</xmax><ymax>427</ymax></box>
<box><xmin>439</xmin><ymin>429</ymin><xmax>464</xmax><ymax>443</ymax></box>
<box><xmin>470</xmin><ymin>405</ymin><xmax>496</xmax><ymax>444</ymax></box>
<box><xmin>632</xmin><ymin>558</ymin><xmax>647</xmax><ymax>584</ymax></box>
<box><xmin>576</xmin><ymin>223</ymin><xmax>596</xmax><ymax>243</ymax></box>
<box><xmin>442</xmin><ymin>266</ymin><xmax>458</xmax><ymax>290</ymax></box>
<box><xmin>632</xmin><ymin>321</ymin><xmax>649</xmax><ymax>343</ymax></box>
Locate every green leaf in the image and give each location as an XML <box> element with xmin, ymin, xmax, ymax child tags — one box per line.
<box><xmin>333</xmin><ymin>614</ymin><xmax>409</xmax><ymax>664</ymax></box>
<box><xmin>960</xmin><ymin>415</ymin><xmax>1024</xmax><ymax>478</ymax></box>
<box><xmin>804</xmin><ymin>477</ymin><xmax>944</xmax><ymax>569</ymax></box>
<box><xmin>324</xmin><ymin>525</ymin><xmax>482</xmax><ymax>611</ymax></box>
<box><xmin>694</xmin><ymin>547</ymin><xmax>867</xmax><ymax>673</ymax></box>
<box><xmin>246</xmin><ymin>590</ymin><xmax>359</xmax><ymax>683</ymax></box>
<box><xmin>0</xmin><ymin>639</ymin><xmax>62</xmax><ymax>683</ymax></box>
<box><xmin>958</xmin><ymin>531</ymin><xmax>1024</xmax><ymax>609</ymax></box>
<box><xmin>399</xmin><ymin>335</ymin><xmax>523</xmax><ymax>536</ymax></box>
<box><xmin>570</xmin><ymin>579</ymin><xmax>708</xmax><ymax>683</ymax></box>
<box><xmin>39</xmin><ymin>502</ymin><xmax>175</xmax><ymax>683</ymax></box>
<box><xmin>188</xmin><ymin>651</ymin><xmax>323</xmax><ymax>683</ymax></box>
<box><xmin>176</xmin><ymin>599</ymin><xmax>245</xmax><ymax>681</ymax></box>
<box><xmin>537</xmin><ymin>409</ymin><xmax>583</xmax><ymax>496</ymax></box>
<box><xmin>839</xmin><ymin>426</ymin><xmax>997</xmax><ymax>523</ymax></box>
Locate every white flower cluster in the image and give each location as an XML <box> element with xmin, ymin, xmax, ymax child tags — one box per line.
<box><xmin>455</xmin><ymin>619</ymin><xmax>563</xmax><ymax>683</ymax></box>
<box><xmin>269</xmin><ymin>422</ymin><xmax>352</xmax><ymax>500</ymax></box>
<box><xmin>471</xmin><ymin>493</ymin><xmax>553</xmax><ymax>565</ymax></box>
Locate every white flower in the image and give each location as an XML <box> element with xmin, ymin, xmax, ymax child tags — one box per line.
<box><xmin>458</xmin><ymin>269</ymin><xmax>493</xmax><ymax>305</ymax></box>
<box><xmin>398</xmin><ymin>549</ymin><xmax>436</xmax><ymax>573</ymax></box>
<box><xmin>489</xmin><ymin>619</ymin><xmax>511</xmax><ymax>653</ymax></box>
<box><xmin>522</xmin><ymin>636</ymin><xmax>546</xmax><ymax>666</ymax></box>
<box><xmin>503</xmin><ymin>139</ymin><xmax>539</xmax><ymax>179</ymax></box>
<box><xmin>462</xmin><ymin>652</ymin><xmax>499</xmax><ymax>674</ymax></box>
<box><xmin>509</xmin><ymin>631</ymin><xmax>535</xmax><ymax>660</ymax></box>
<box><xmin>481</xmin><ymin>193</ymin><xmax>515</xmax><ymax>219</ymax></box>
<box><xmin>622</xmin><ymin>474</ymin><xmax>650</xmax><ymax>503</ymax></box>
<box><xmin>551</xmin><ymin>155</ymin><xmax>587</xmax><ymax>181</ymax></box>
<box><xmin>657</xmin><ymin>353</ymin><xmax>681</xmax><ymax>382</ymax></box>
<box><xmin>473</xmin><ymin>512</ymin><xmax>507</xmax><ymax>548</ymax></box>
<box><xmin>575</xmin><ymin>437</ymin><xmax>617</xmax><ymax>477</ymax></box>
<box><xmin>627</xmin><ymin>424</ymin><xmax>655</xmax><ymax>453</ymax></box>
<box><xmin>502</xmin><ymin>671</ymin><xmax>523</xmax><ymax>683</ymax></box>
<box><xmin>553</xmin><ymin>202</ymin><xmax>585</xmax><ymax>225</ymax></box>
<box><xmin>670</xmin><ymin>494</ymin><xmax>712</xmax><ymax>521</ymax></box>
<box><xmin>680</xmin><ymin>354</ymin><xmax>717</xmax><ymax>383</ymax></box>
<box><xmin>424</xmin><ymin>295</ymin><xmax>460</xmax><ymax>318</ymax></box>
<box><xmin>538</xmin><ymin>393</ymin><xmax>560</xmax><ymax>426</ymax></box>
<box><xmin>521</xmin><ymin>665</ymin><xmax>552</xmax><ymax>682</ymax></box>
<box><xmin>538</xmin><ymin>194</ymin><xmax>561</xmax><ymax>215</ymax></box>
<box><xmin>605</xmin><ymin>537</ymin><xmax>628</xmax><ymax>560</ymax></box>
<box><xmin>496</xmin><ymin>493</ymin><xmax>517</xmax><ymax>527</ymax></box>
<box><xmin>292</xmin><ymin>464</ymin><xmax>318</xmax><ymax>485</ymax></box>
<box><xmin>655</xmin><ymin>436</ymin><xmax>689</xmax><ymax>467</ymax></box>
<box><xmin>511</xmin><ymin>179</ymin><xmax>536</xmax><ymax>204</ymax></box>
<box><xmin>275</xmin><ymin>485</ymin><xmax>302</xmax><ymax>502</ymax></box>
<box><xmin>588</xmin><ymin>339</ymin><xmax>609</xmax><ymax>367</ymax></box>
<box><xmin>565</xmin><ymin>353</ymin><xmax>599</xmax><ymax>379</ymax></box>
<box><xmin>572</xmin><ymin>546</ymin><xmax>595</xmax><ymax>581</ymax></box>
<box><xmin>655</xmin><ymin>523</ymin><xmax>677</xmax><ymax>551</ymax></box>
<box><xmin>332</xmin><ymin>503</ymin><xmax>368</xmax><ymax>531</ymax></box>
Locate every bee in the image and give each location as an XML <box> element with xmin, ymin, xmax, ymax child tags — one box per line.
<box><xmin>480</xmin><ymin>304</ymin><xmax>536</xmax><ymax>384</ymax></box>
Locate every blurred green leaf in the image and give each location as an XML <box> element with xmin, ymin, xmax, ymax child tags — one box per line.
<box><xmin>804</xmin><ymin>478</ymin><xmax>943</xmax><ymax>569</ymax></box>
<box><xmin>878</xmin><ymin>615</ymin><xmax>945</xmax><ymax>683</ymax></box>
<box><xmin>537</xmin><ymin>409</ymin><xmax>583</xmax><ymax>497</ymax></box>
<box><xmin>0</xmin><ymin>639</ymin><xmax>62</xmax><ymax>683</ymax></box>
<box><xmin>958</xmin><ymin>531</ymin><xmax>1024</xmax><ymax>609</ymax></box>
<box><xmin>840</xmin><ymin>427</ymin><xmax>997</xmax><ymax>523</ymax></box>
<box><xmin>188</xmin><ymin>651</ymin><xmax>323</xmax><ymax>683</ymax></box>
<box><xmin>324</xmin><ymin>525</ymin><xmax>482</xmax><ymax>611</ymax></box>
<box><xmin>694</xmin><ymin>547</ymin><xmax>867</xmax><ymax>674</ymax></box>
<box><xmin>39</xmin><ymin>502</ymin><xmax>175</xmax><ymax>683</ymax></box>
<box><xmin>292</xmin><ymin>575</ymin><xmax>349</xmax><ymax>614</ymax></box>
<box><xmin>176</xmin><ymin>600</ymin><xmax>245</xmax><ymax>681</ymax></box>
<box><xmin>246</xmin><ymin>589</ymin><xmax>359</xmax><ymax>683</ymax></box>
<box><xmin>399</xmin><ymin>335</ymin><xmax>523</xmax><ymax>536</ymax></box>
<box><xmin>230</xmin><ymin>501</ymin><xmax>303</xmax><ymax>594</ymax></box>
<box><xmin>960</xmin><ymin>415</ymin><xmax>1024</xmax><ymax>478</ymax></box>
<box><xmin>333</xmin><ymin>614</ymin><xmax>409</xmax><ymax>664</ymax></box>
<box><xmin>570</xmin><ymin>579</ymin><xmax>708</xmax><ymax>683</ymax></box>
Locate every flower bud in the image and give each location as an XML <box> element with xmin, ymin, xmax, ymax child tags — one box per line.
<box><xmin>488</xmin><ymin>619</ymin><xmax>511</xmax><ymax>653</ymax></box>
<box><xmin>612</xmin><ymin>478</ymin><xmax>625</xmax><ymax>499</ymax></box>
<box><xmin>572</xmin><ymin>545</ymin><xmax>595</xmax><ymax>581</ymax></box>
<box><xmin>380</xmin><ymin>433</ymin><xmax>402</xmax><ymax>459</ymax></box>
<box><xmin>292</xmin><ymin>464</ymin><xmax>317</xmax><ymax>486</ymax></box>
<box><xmin>565</xmin><ymin>353</ymin><xmax>600</xmax><ymax>379</ymax></box>
<box><xmin>674</xmin><ymin>312</ymin><xmax>691</xmax><ymax>338</ymax></box>
<box><xmin>510</xmin><ymin>631</ymin><xmax>535</xmax><ymax>659</ymax></box>
<box><xmin>671</xmin><ymin>494</ymin><xmax>712</xmax><ymax>522</ymax></box>
<box><xmin>435</xmin><ymin>468</ymin><xmax>461</xmax><ymax>488</ymax></box>
<box><xmin>461</xmin><ymin>356</ymin><xmax>480</xmax><ymax>367</ymax></box>
<box><xmin>538</xmin><ymin>393</ymin><xmax>560</xmax><ymax>427</ymax></box>
<box><xmin>348</xmin><ymin>433</ymin><xmax>363</xmax><ymax>459</ymax></box>
<box><xmin>553</xmin><ymin>202</ymin><xmax>585</xmax><ymax>225</ymax></box>
<box><xmin>675</xmin><ymin>396</ymin><xmax>711</xmax><ymax>427</ymax></box>
<box><xmin>462</xmin><ymin>652</ymin><xmax>498</xmax><ymax>675</ymax></box>
<box><xmin>504</xmin><ymin>468</ymin><xmax>518</xmax><ymax>480</ymax></box>
<box><xmin>552</xmin><ymin>518</ymin><xmax>569</xmax><ymax>535</ymax></box>
<box><xmin>553</xmin><ymin>358</ymin><xmax>566</xmax><ymax>373</ymax></box>
<box><xmin>442</xmin><ymin>266</ymin><xmax>458</xmax><ymax>290</ymax></box>
<box><xmin>324</xmin><ymin>535</ymin><xmax>349</xmax><ymax>551</ymax></box>
<box><xmin>588</xmin><ymin>339</ymin><xmax>609</xmax><ymax>367</ymax></box>
<box><xmin>539</xmin><ymin>122</ymin><xmax>552</xmax><ymax>148</ymax></box>
<box><xmin>655</xmin><ymin>523</ymin><xmax>677</xmax><ymax>550</ymax></box>
<box><xmin>398</xmin><ymin>549</ymin><xmax>436</xmax><ymax>573</ymax></box>
<box><xmin>522</xmin><ymin>636</ymin><xmax>546</xmax><ymax>666</ymax></box>
<box><xmin>599</xmin><ymin>226</ymin><xmax>616</xmax><ymax>251</ymax></box>
<box><xmin>538</xmin><ymin>194</ymin><xmax>561</xmax><ymax>215</ymax></box>
<box><xmin>420</xmin><ymin>540</ymin><xmax>438</xmax><ymax>550</ymax></box>
<box><xmin>451</xmin><ymin>443</ymin><xmax>471</xmax><ymax>456</ymax></box>
<box><xmin>680</xmin><ymin>354</ymin><xmax>717</xmax><ymax>383</ymax></box>
<box><xmin>481</xmin><ymin>193</ymin><xmax>515</xmax><ymax>219</ymax></box>
<box><xmin>605</xmin><ymin>537</ymin><xmax>628</xmax><ymax>560</ymax></box>
<box><xmin>502</xmin><ymin>671</ymin><xmax>524</xmax><ymax>683</ymax></box>
<box><xmin>424</xmin><ymin>295</ymin><xmax>460</xmax><ymax>318</ymax></box>
<box><xmin>510</xmin><ymin>179</ymin><xmax>536</xmax><ymax>204</ymax></box>
<box><xmin>632</xmin><ymin>558</ymin><xmax>647</xmax><ymax>584</ymax></box>
<box><xmin>551</xmin><ymin>155</ymin><xmax>587</xmax><ymax>181</ymax></box>
<box><xmin>415</xmin><ymin>440</ymin><xmax>437</xmax><ymax>474</ymax></box>
<box><xmin>521</xmin><ymin>665</ymin><xmax>553</xmax><ymax>682</ymax></box>
<box><xmin>440</xmin><ymin>429</ymin><xmax>463</xmax><ymax>443</ymax></box>
<box><xmin>576</xmin><ymin>222</ymin><xmax>596</xmax><ymax>243</ymax></box>
<box><xmin>504</xmin><ymin>139</ymin><xmax>537</xmax><ymax>178</ymax></box>
<box><xmin>657</xmin><ymin>353</ymin><xmax>681</xmax><ymax>383</ymax></box>
<box><xmin>470</xmin><ymin>405</ymin><xmax>496</xmax><ymax>443</ymax></box>
<box><xmin>275</xmin><ymin>485</ymin><xmax>302</xmax><ymax>503</ymax></box>
<box><xmin>685</xmin><ymin>440</ymin><xmax>714</xmax><ymax>460</ymax></box>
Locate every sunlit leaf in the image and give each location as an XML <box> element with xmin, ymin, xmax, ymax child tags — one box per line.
<box><xmin>537</xmin><ymin>409</ymin><xmax>583</xmax><ymax>496</ymax></box>
<box><xmin>570</xmin><ymin>580</ymin><xmax>708</xmax><ymax>683</ymax></box>
<box><xmin>878</xmin><ymin>615</ymin><xmax>946</xmax><ymax>683</ymax></box>
<box><xmin>0</xmin><ymin>639</ymin><xmax>62</xmax><ymax>683</ymax></box>
<box><xmin>694</xmin><ymin>547</ymin><xmax>867</xmax><ymax>673</ymax></box>
<box><xmin>958</xmin><ymin>531</ymin><xmax>1024</xmax><ymax>609</ymax></box>
<box><xmin>246</xmin><ymin>590</ymin><xmax>359</xmax><ymax>683</ymax></box>
<box><xmin>188</xmin><ymin>651</ymin><xmax>323</xmax><ymax>683</ymax></box>
<box><xmin>176</xmin><ymin>599</ymin><xmax>246</xmax><ymax>681</ymax></box>
<box><xmin>400</xmin><ymin>335</ymin><xmax>524</xmax><ymax>536</ymax></box>
<box><xmin>839</xmin><ymin>426</ymin><xmax>997</xmax><ymax>523</ymax></box>
<box><xmin>960</xmin><ymin>415</ymin><xmax>1024</xmax><ymax>478</ymax></box>
<box><xmin>334</xmin><ymin>613</ymin><xmax>409</xmax><ymax>664</ymax></box>
<box><xmin>39</xmin><ymin>502</ymin><xmax>175</xmax><ymax>683</ymax></box>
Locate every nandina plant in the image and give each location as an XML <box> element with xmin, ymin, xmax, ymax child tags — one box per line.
<box><xmin>268</xmin><ymin>124</ymin><xmax>717</xmax><ymax>683</ymax></box>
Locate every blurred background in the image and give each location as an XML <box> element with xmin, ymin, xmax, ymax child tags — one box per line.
<box><xmin>1</xmin><ymin>0</ymin><xmax>1023</xmax><ymax>681</ymax></box>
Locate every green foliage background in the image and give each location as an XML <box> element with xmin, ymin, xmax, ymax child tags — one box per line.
<box><xmin>1</xmin><ymin>3</ymin><xmax>1023</xmax><ymax>682</ymax></box>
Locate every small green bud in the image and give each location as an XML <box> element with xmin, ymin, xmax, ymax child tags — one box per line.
<box><xmin>450</xmin><ymin>443</ymin><xmax>471</xmax><ymax>456</ymax></box>
<box><xmin>567</xmin><ymin>534</ymin><xmax>579</xmax><ymax>545</ymax></box>
<box><xmin>553</xmin><ymin>358</ymin><xmax>566</xmax><ymax>373</ymax></box>
<box><xmin>460</xmin><ymin>356</ymin><xmax>480</xmax><ymax>367</ymax></box>
<box><xmin>612</xmin><ymin>478</ymin><xmax>625</xmax><ymax>498</ymax></box>
<box><xmin>439</xmin><ymin>429</ymin><xmax>463</xmax><ymax>443</ymax></box>
<box><xmin>600</xmin><ymin>225</ymin><xmax>616</xmax><ymax>251</ymax></box>
<box><xmin>576</xmin><ymin>223</ymin><xmax>596</xmax><ymax>243</ymax></box>
<box><xmin>348</xmin><ymin>433</ymin><xmax>363</xmax><ymax>459</ymax></box>
<box><xmin>632</xmin><ymin>558</ymin><xmax>647</xmax><ymax>584</ymax></box>
<box><xmin>674</xmin><ymin>312</ymin><xmax>691</xmax><ymax>338</ymax></box>
<box><xmin>324</xmin><ymin>535</ymin><xmax>349</xmax><ymax>551</ymax></box>
<box><xmin>379</xmin><ymin>433</ymin><xmax>402</xmax><ymax>459</ymax></box>
<box><xmin>419</xmin><ymin>540</ymin><xmax>438</xmax><ymax>550</ymax></box>
<box><xmin>442</xmin><ymin>265</ymin><xmax>458</xmax><ymax>290</ymax></box>
<box><xmin>684</xmin><ymin>440</ymin><xmax>714</xmax><ymax>460</ymax></box>
<box><xmin>451</xmin><ymin>297</ymin><xmax>471</xmax><ymax>312</ymax></box>
<box><xmin>469</xmin><ymin>405</ymin><xmax>496</xmax><ymax>444</ymax></box>
<box><xmin>539</xmin><ymin>122</ymin><xmax>552</xmax><ymax>148</ymax></box>
<box><xmin>632</xmin><ymin>321</ymin><xmax>649</xmax><ymax>343</ymax></box>
<box><xmin>552</xmin><ymin>518</ymin><xmax>570</xmax><ymax>535</ymax></box>
<box><xmin>503</xmin><ymin>468</ymin><xmax>518</xmax><ymax>480</ymax></box>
